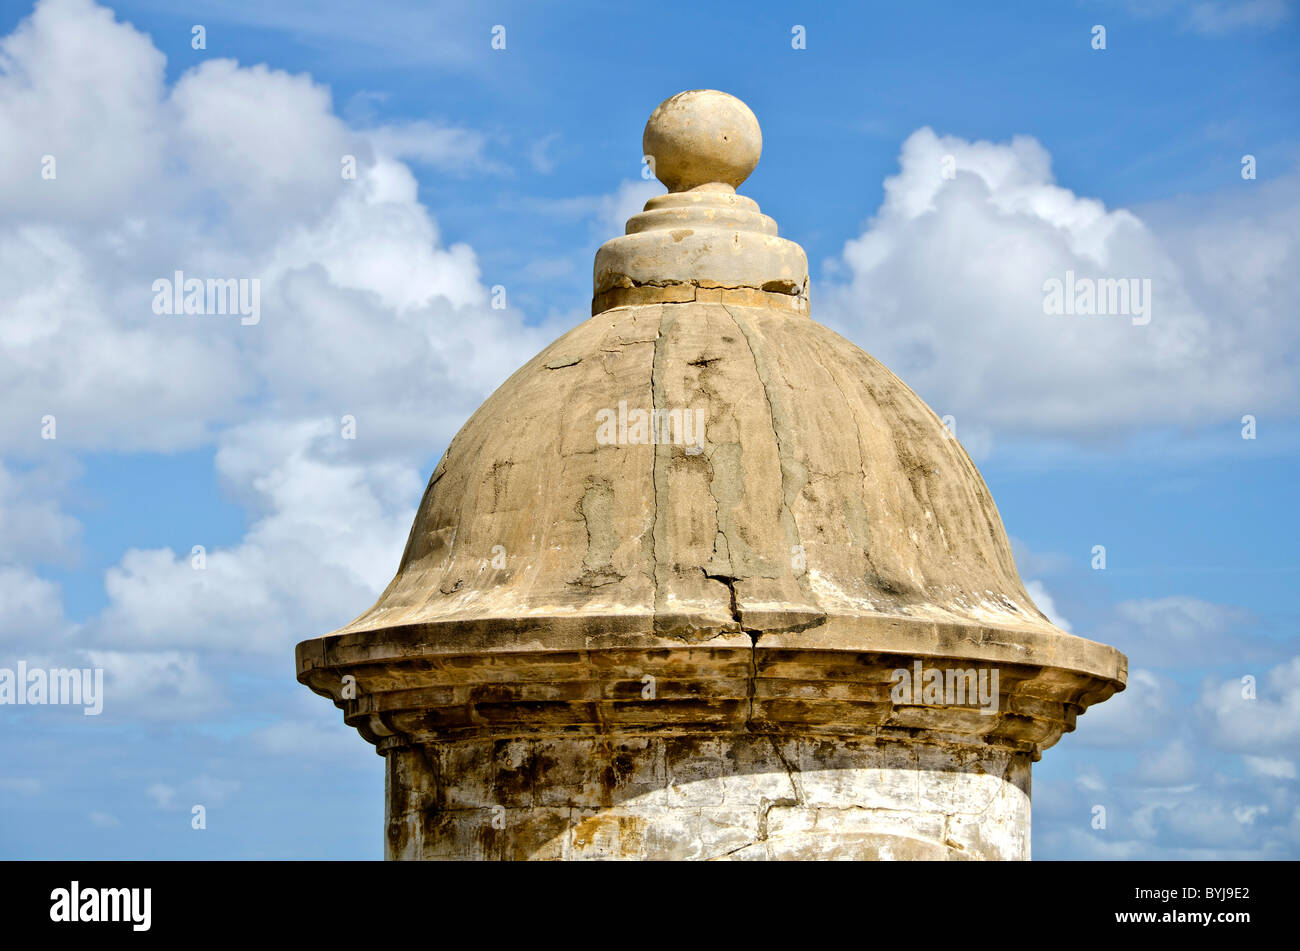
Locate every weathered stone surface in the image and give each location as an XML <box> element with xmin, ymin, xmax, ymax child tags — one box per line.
<box><xmin>385</xmin><ymin>736</ymin><xmax>1031</xmax><ymax>861</ymax></box>
<box><xmin>299</xmin><ymin>642</ymin><xmax>1114</xmax><ymax>756</ymax></box>
<box><xmin>296</xmin><ymin>88</ymin><xmax>1127</xmax><ymax>861</ymax></box>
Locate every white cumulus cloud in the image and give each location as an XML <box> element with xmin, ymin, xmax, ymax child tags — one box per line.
<box><xmin>819</xmin><ymin>127</ymin><xmax>1300</xmax><ymax>445</ymax></box>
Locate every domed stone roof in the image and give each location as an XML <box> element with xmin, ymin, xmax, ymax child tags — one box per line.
<box><xmin>336</xmin><ymin>298</ymin><xmax>1082</xmax><ymax>651</ymax></box>
<box><xmin>298</xmin><ymin>90</ymin><xmax>1124</xmax><ymax>767</ymax></box>
<box><xmin>323</xmin><ymin>91</ymin><xmax>1119</xmax><ymax>677</ymax></box>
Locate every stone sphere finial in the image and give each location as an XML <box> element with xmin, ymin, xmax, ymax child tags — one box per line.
<box><xmin>642</xmin><ymin>89</ymin><xmax>762</xmax><ymax>192</ymax></box>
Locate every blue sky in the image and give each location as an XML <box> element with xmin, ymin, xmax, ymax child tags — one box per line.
<box><xmin>1</xmin><ymin>0</ymin><xmax>1297</xmax><ymax>859</ymax></box>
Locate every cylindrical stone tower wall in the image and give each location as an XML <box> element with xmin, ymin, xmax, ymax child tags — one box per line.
<box><xmin>385</xmin><ymin>735</ymin><xmax>1031</xmax><ymax>860</ymax></box>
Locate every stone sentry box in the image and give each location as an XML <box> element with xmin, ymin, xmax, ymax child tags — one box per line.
<box><xmin>297</xmin><ymin>90</ymin><xmax>1126</xmax><ymax>861</ymax></box>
